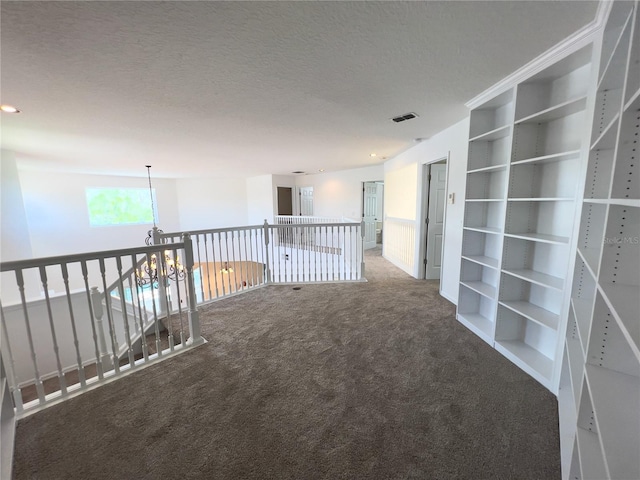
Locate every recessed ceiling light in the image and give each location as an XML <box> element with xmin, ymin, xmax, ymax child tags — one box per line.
<box><xmin>0</xmin><ymin>104</ymin><xmax>21</xmax><ymax>113</ymax></box>
<box><xmin>319</xmin><ymin>169</ymin><xmax>325</xmax><ymax>172</ymax></box>
<box><xmin>370</xmin><ymin>153</ymin><xmax>377</xmax><ymax>158</ymax></box>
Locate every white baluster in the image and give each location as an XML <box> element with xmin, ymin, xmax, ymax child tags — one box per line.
<box><xmin>98</xmin><ymin>259</ymin><xmax>119</xmax><ymax>373</ymax></box>
<box><xmin>115</xmin><ymin>257</ymin><xmax>134</xmax><ymax>367</ymax></box>
<box><xmin>61</xmin><ymin>263</ymin><xmax>86</xmax><ymax>386</ymax></box>
<box><xmin>182</xmin><ymin>233</ymin><xmax>202</xmax><ymax>346</ymax></box>
<box><xmin>131</xmin><ymin>255</ymin><xmax>149</xmax><ymax>362</ymax></box>
<box><xmin>15</xmin><ymin>269</ymin><xmax>45</xmax><ymax>402</ymax></box>
<box><xmin>82</xmin><ymin>261</ymin><xmax>104</xmax><ymax>379</ymax></box>
<box><xmin>0</xmin><ymin>300</ymin><xmax>24</xmax><ymax>411</ymax></box>
<box><xmin>38</xmin><ymin>266</ymin><xmax>67</xmax><ymax>395</ymax></box>
<box><xmin>360</xmin><ymin>220</ymin><xmax>366</xmax><ymax>279</ymax></box>
<box><xmin>263</xmin><ymin>220</ymin><xmax>271</xmax><ymax>284</ymax></box>
<box><xmin>90</xmin><ymin>286</ymin><xmax>111</xmax><ymax>371</ymax></box>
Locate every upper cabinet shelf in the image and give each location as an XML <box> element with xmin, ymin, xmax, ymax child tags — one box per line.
<box><xmin>599</xmin><ymin>1</ymin><xmax>635</xmax><ymax>82</ymax></box>
<box><xmin>593</xmin><ymin>9</ymin><xmax>633</xmax><ymax>141</ymax></box>
<box><xmin>508</xmin><ymin>155</ymin><xmax>580</xmax><ymax>199</ymax></box>
<box><xmin>515</xmin><ymin>45</ymin><xmax>591</xmax><ymax>122</ymax></box>
<box><xmin>511</xmin><ymin>150</ymin><xmax>581</xmax><ymax>166</ymax></box>
<box><xmin>466</xmin><ymin>168</ymin><xmax>507</xmax><ymax>200</ymax></box>
<box><xmin>467</xmin><ymin>134</ymin><xmax>512</xmax><ymax>171</ymax></box>
<box><xmin>611</xmin><ymin>93</ymin><xmax>640</xmax><ymax>200</ymax></box>
<box><xmin>512</xmin><ymin>112</ymin><xmax>585</xmax><ymax>163</ymax></box>
<box><xmin>624</xmin><ymin>8</ymin><xmax>639</xmax><ymax>105</ymax></box>
<box><xmin>515</xmin><ymin>96</ymin><xmax>587</xmax><ymax>125</ymax></box>
<box><xmin>469</xmin><ymin>89</ymin><xmax>515</xmax><ymax>140</ymax></box>
<box><xmin>469</xmin><ymin>125</ymin><xmax>511</xmax><ymax>142</ymax></box>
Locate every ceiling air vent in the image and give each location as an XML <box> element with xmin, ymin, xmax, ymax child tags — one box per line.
<box><xmin>292</xmin><ymin>171</ymin><xmax>305</xmax><ymax>174</ymax></box>
<box><xmin>391</xmin><ymin>112</ymin><xmax>419</xmax><ymax>123</ymax></box>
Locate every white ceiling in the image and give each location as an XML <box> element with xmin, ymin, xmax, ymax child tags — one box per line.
<box><xmin>1</xmin><ymin>1</ymin><xmax>598</xmax><ymax>179</ymax></box>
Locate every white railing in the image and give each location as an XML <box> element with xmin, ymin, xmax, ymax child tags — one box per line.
<box><xmin>157</xmin><ymin>219</ymin><xmax>365</xmax><ymax>304</ymax></box>
<box><xmin>0</xmin><ymin>235</ymin><xmax>203</xmax><ymax>415</ymax></box>
<box><xmin>268</xmin><ymin>222</ymin><xmax>363</xmax><ymax>282</ymax></box>
<box><xmin>383</xmin><ymin>217</ymin><xmax>417</xmax><ymax>274</ymax></box>
<box><xmin>0</xmin><ymin>220</ymin><xmax>363</xmax><ymax>417</ymax></box>
<box><xmin>274</xmin><ymin>215</ymin><xmax>347</xmax><ymax>225</ymax></box>
<box><xmin>159</xmin><ymin>224</ymin><xmax>269</xmax><ymax>302</ymax></box>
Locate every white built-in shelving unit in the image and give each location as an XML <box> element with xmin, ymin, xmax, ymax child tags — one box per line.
<box><xmin>558</xmin><ymin>2</ymin><xmax>640</xmax><ymax>480</ymax></box>
<box><xmin>459</xmin><ymin>89</ymin><xmax>514</xmax><ymax>345</ymax></box>
<box><xmin>459</xmin><ymin>41</ymin><xmax>595</xmax><ymax>392</ymax></box>
<box><xmin>460</xmin><ymin>2</ymin><xmax>639</xmax><ymax>477</ymax></box>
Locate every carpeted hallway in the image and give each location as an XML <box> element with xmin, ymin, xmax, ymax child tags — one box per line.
<box><xmin>12</xmin><ymin>249</ymin><xmax>560</xmax><ymax>479</ymax></box>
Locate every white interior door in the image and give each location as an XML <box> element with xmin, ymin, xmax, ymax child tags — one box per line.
<box><xmin>299</xmin><ymin>187</ymin><xmax>314</xmax><ymax>216</ymax></box>
<box><xmin>426</xmin><ymin>164</ymin><xmax>446</xmax><ymax>279</ymax></box>
<box><xmin>363</xmin><ymin>182</ymin><xmax>378</xmax><ymax>250</ymax></box>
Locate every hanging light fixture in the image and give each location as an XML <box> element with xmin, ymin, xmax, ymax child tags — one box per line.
<box><xmin>220</xmin><ymin>262</ymin><xmax>234</xmax><ymax>274</ymax></box>
<box><xmin>136</xmin><ymin>250</ymin><xmax>185</xmax><ymax>288</ymax></box>
<box><xmin>144</xmin><ymin>165</ymin><xmax>161</xmax><ymax>246</ymax></box>
<box><xmin>136</xmin><ymin>165</ymin><xmax>184</xmax><ymax>288</ymax></box>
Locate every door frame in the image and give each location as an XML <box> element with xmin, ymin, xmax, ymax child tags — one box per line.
<box><xmin>361</xmin><ymin>180</ymin><xmax>383</xmax><ymax>249</ymax></box>
<box><xmin>417</xmin><ymin>155</ymin><xmax>450</xmax><ymax>285</ymax></box>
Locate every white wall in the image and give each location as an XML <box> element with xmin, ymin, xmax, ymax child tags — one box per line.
<box><xmin>295</xmin><ymin>165</ymin><xmax>384</xmax><ymax>220</ymax></box>
<box><xmin>383</xmin><ymin>118</ymin><xmax>469</xmax><ymax>304</ymax></box>
<box><xmin>1</xmin><ymin>150</ymin><xmax>33</xmax><ymax>262</ymax></box>
<box><xmin>384</xmin><ymin>163</ymin><xmax>419</xmax><ymax>220</ymax></box>
<box><xmin>176</xmin><ymin>177</ymin><xmax>248</xmax><ymax>231</ymax></box>
<box><xmin>17</xmin><ymin>169</ymin><xmax>181</xmax><ymax>257</ymax></box>
<box><xmin>246</xmin><ymin>174</ymin><xmax>274</xmax><ymax>224</ymax></box>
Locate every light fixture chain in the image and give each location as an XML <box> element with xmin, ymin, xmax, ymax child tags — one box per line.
<box><xmin>146</xmin><ymin>165</ymin><xmax>157</xmax><ymax>228</ymax></box>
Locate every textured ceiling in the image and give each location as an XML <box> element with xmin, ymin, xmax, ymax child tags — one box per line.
<box><xmin>1</xmin><ymin>1</ymin><xmax>598</xmax><ymax>178</ymax></box>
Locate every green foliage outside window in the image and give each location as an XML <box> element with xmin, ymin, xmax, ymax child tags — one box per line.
<box><xmin>86</xmin><ymin>188</ymin><xmax>155</xmax><ymax>226</ymax></box>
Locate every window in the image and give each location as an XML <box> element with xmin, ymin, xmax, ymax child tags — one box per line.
<box><xmin>86</xmin><ymin>188</ymin><xmax>156</xmax><ymax>226</ymax></box>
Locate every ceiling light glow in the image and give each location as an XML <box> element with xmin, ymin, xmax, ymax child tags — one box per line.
<box><xmin>370</xmin><ymin>153</ymin><xmax>377</xmax><ymax>157</ymax></box>
<box><xmin>0</xmin><ymin>104</ymin><xmax>20</xmax><ymax>113</ymax></box>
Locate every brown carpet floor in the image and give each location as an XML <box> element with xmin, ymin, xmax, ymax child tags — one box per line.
<box><xmin>12</xmin><ymin>248</ymin><xmax>560</xmax><ymax>479</ymax></box>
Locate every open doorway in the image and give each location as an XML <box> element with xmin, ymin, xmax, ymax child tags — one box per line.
<box><xmin>277</xmin><ymin>187</ymin><xmax>293</xmax><ymax>216</ymax></box>
<box><xmin>362</xmin><ymin>181</ymin><xmax>384</xmax><ymax>250</ymax></box>
<box><xmin>420</xmin><ymin>159</ymin><xmax>448</xmax><ymax>280</ymax></box>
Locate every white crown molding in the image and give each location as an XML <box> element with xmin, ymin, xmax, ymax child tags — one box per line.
<box><xmin>466</xmin><ymin>1</ymin><xmax>611</xmax><ymax>110</ymax></box>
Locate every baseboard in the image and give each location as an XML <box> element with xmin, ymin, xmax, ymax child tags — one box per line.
<box><xmin>381</xmin><ymin>254</ymin><xmax>414</xmax><ymax>277</ymax></box>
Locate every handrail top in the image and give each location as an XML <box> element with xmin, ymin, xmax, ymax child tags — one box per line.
<box><xmin>160</xmin><ymin>224</ymin><xmax>264</xmax><ymax>238</ymax></box>
<box><xmin>1</xmin><ymin>242</ymin><xmax>186</xmax><ymax>272</ymax></box>
<box><xmin>269</xmin><ymin>222</ymin><xmax>360</xmax><ymax>228</ymax></box>
<box><xmin>160</xmin><ymin>222</ymin><xmax>361</xmax><ymax>239</ymax></box>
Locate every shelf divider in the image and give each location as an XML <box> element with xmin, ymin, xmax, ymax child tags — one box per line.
<box><xmin>499</xmin><ymin>300</ymin><xmax>560</xmax><ymax>331</ymax></box>
<box><xmin>501</xmin><ymin>268</ymin><xmax>564</xmax><ymax>291</ymax></box>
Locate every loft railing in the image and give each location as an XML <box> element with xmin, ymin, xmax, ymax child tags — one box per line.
<box><xmin>0</xmin><ymin>220</ymin><xmax>363</xmax><ymax>417</ymax></box>
<box><xmin>157</xmin><ymin>218</ymin><xmax>365</xmax><ymax>305</ymax></box>
<box><xmin>273</xmin><ymin>215</ymin><xmax>348</xmax><ymax>225</ymax></box>
<box><xmin>0</xmin><ymin>234</ymin><xmax>203</xmax><ymax>415</ymax></box>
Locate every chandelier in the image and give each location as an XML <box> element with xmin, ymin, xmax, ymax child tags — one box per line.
<box><xmin>220</xmin><ymin>262</ymin><xmax>234</xmax><ymax>274</ymax></box>
<box><xmin>136</xmin><ymin>165</ymin><xmax>185</xmax><ymax>287</ymax></box>
<box><xmin>136</xmin><ymin>250</ymin><xmax>185</xmax><ymax>288</ymax></box>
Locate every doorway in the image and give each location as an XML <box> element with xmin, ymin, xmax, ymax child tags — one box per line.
<box><xmin>362</xmin><ymin>181</ymin><xmax>384</xmax><ymax>250</ymax></box>
<box><xmin>422</xmin><ymin>160</ymin><xmax>447</xmax><ymax>280</ymax></box>
<box><xmin>299</xmin><ymin>186</ymin><xmax>314</xmax><ymax>216</ymax></box>
<box><xmin>277</xmin><ymin>187</ymin><xmax>293</xmax><ymax>216</ymax></box>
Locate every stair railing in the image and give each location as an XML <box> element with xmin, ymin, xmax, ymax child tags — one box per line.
<box><xmin>0</xmin><ymin>234</ymin><xmax>202</xmax><ymax>415</ymax></box>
